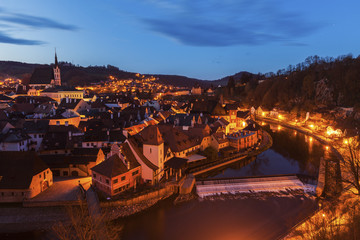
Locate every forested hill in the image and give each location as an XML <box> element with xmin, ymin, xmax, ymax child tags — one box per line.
<box><xmin>0</xmin><ymin>61</ymin><xmax>218</xmax><ymax>87</ymax></box>
<box><xmin>227</xmin><ymin>54</ymin><xmax>360</xmax><ymax>110</ymax></box>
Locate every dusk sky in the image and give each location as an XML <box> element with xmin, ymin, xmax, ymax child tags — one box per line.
<box><xmin>0</xmin><ymin>0</ymin><xmax>360</xmax><ymax>80</ymax></box>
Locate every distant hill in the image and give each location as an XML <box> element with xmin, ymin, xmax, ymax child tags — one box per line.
<box><xmin>0</xmin><ymin>60</ymin><xmax>248</xmax><ymax>88</ymax></box>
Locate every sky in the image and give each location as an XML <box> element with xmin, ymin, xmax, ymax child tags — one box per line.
<box><xmin>0</xmin><ymin>0</ymin><xmax>360</xmax><ymax>80</ymax></box>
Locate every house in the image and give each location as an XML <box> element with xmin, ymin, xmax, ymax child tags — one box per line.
<box><xmin>91</xmin><ymin>146</ymin><xmax>141</xmax><ymax>196</ymax></box>
<box><xmin>40</xmin><ymin>125</ymin><xmax>84</xmax><ymax>154</ymax></box>
<box><xmin>0</xmin><ymin>151</ymin><xmax>53</xmax><ymax>202</ymax></box>
<box><xmin>58</xmin><ymin>98</ymin><xmax>91</xmax><ymax>113</ymax></box>
<box><xmin>22</xmin><ymin>119</ymin><xmax>49</xmax><ymax>151</ymax></box>
<box><xmin>211</xmin><ymin>118</ymin><xmax>230</xmax><ymax>134</ymax></box>
<box><xmin>0</xmin><ymin>120</ymin><xmax>14</xmax><ymax>134</ymax></box>
<box><xmin>191</xmin><ymin>85</ymin><xmax>202</xmax><ymax>95</ymax></box>
<box><xmin>40</xmin><ymin>148</ymin><xmax>105</xmax><ymax>177</ymax></box>
<box><xmin>0</xmin><ymin>128</ymin><xmax>31</xmax><ymax>151</ymax></box>
<box><xmin>236</xmin><ymin>110</ymin><xmax>251</xmax><ymax>128</ymax></box>
<box><xmin>227</xmin><ymin>130</ymin><xmax>258</xmax><ymax>152</ymax></box>
<box><xmin>211</xmin><ymin>132</ymin><xmax>229</xmax><ymax>151</ymax></box>
<box><xmin>48</xmin><ymin>109</ymin><xmax>81</xmax><ymax>127</ymax></box>
<box><xmin>82</xmin><ymin>129</ymin><xmax>127</xmax><ymax>148</ymax></box>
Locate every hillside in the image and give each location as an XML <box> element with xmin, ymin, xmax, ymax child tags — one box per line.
<box><xmin>224</xmin><ymin>54</ymin><xmax>360</xmax><ymax>111</ymax></box>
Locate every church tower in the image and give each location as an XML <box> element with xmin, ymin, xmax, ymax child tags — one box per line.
<box><xmin>53</xmin><ymin>51</ymin><xmax>61</xmax><ymax>86</ymax></box>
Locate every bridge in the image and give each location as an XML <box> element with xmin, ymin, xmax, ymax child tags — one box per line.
<box><xmin>196</xmin><ymin>174</ymin><xmax>316</xmax><ymax>198</ymax></box>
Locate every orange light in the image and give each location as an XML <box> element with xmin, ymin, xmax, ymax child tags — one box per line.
<box><xmin>344</xmin><ymin>139</ymin><xmax>348</xmax><ymax>145</ymax></box>
<box><xmin>325</xmin><ymin>146</ymin><xmax>329</xmax><ymax>150</ymax></box>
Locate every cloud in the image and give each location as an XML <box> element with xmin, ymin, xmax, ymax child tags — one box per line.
<box><xmin>0</xmin><ymin>8</ymin><xmax>77</xmax><ymax>45</ymax></box>
<box><xmin>136</xmin><ymin>0</ymin><xmax>321</xmax><ymax>46</ymax></box>
<box><xmin>0</xmin><ymin>31</ymin><xmax>44</xmax><ymax>45</ymax></box>
<box><xmin>0</xmin><ymin>13</ymin><xmax>78</xmax><ymax>31</ymax></box>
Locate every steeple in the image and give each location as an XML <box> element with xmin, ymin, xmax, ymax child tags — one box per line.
<box><xmin>55</xmin><ymin>49</ymin><xmax>58</xmax><ymax>67</ymax></box>
<box><xmin>53</xmin><ymin>49</ymin><xmax>61</xmax><ymax>86</ymax></box>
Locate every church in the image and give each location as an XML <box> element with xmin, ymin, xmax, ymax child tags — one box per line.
<box><xmin>29</xmin><ymin>52</ymin><xmax>62</xmax><ymax>89</ymax></box>
<box><xmin>28</xmin><ymin>52</ymin><xmax>84</xmax><ymax>103</ymax></box>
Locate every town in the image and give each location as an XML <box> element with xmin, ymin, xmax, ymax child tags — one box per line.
<box><xmin>0</xmin><ymin>54</ymin><xmax>359</xmax><ymax>240</ymax></box>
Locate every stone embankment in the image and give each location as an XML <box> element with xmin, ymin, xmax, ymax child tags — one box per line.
<box><xmin>100</xmin><ymin>185</ymin><xmax>176</xmax><ymax>219</ymax></box>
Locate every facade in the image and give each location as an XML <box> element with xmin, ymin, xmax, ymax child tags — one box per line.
<box><xmin>40</xmin><ymin>88</ymin><xmax>84</xmax><ymax>103</ymax></box>
<box><xmin>0</xmin><ymin>129</ymin><xmax>31</xmax><ymax>151</ymax></box>
<box><xmin>227</xmin><ymin>130</ymin><xmax>259</xmax><ymax>152</ymax></box>
<box><xmin>91</xmin><ymin>147</ymin><xmax>141</xmax><ymax>196</ymax></box>
<box><xmin>0</xmin><ymin>152</ymin><xmax>53</xmax><ymax>202</ymax></box>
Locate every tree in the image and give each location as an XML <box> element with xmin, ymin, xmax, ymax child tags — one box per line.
<box><xmin>52</xmin><ymin>202</ymin><xmax>122</xmax><ymax>240</ymax></box>
<box><xmin>342</xmin><ymin>137</ymin><xmax>360</xmax><ymax>196</ymax></box>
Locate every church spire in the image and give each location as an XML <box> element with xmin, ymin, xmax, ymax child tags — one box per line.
<box><xmin>55</xmin><ymin>49</ymin><xmax>58</xmax><ymax>67</ymax></box>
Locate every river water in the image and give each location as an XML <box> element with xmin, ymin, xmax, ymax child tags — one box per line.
<box><xmin>2</xmin><ymin>123</ymin><xmax>336</xmax><ymax>240</ymax></box>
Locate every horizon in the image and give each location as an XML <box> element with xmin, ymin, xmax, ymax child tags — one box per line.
<box><xmin>1</xmin><ymin>1</ymin><xmax>360</xmax><ymax>80</ymax></box>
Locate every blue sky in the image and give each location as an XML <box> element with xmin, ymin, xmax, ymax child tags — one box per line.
<box><xmin>0</xmin><ymin>0</ymin><xmax>359</xmax><ymax>80</ymax></box>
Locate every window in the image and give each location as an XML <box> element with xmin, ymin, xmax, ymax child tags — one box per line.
<box><xmin>121</xmin><ymin>176</ymin><xmax>125</xmax><ymax>181</ymax></box>
<box><xmin>39</xmin><ymin>174</ymin><xmax>41</xmax><ymax>179</ymax></box>
<box><xmin>132</xmin><ymin>170</ymin><xmax>139</xmax><ymax>176</ymax></box>
<box><xmin>93</xmin><ymin>173</ymin><xmax>97</xmax><ymax>178</ymax></box>
<box><xmin>106</xmin><ymin>179</ymin><xmax>109</xmax><ymax>184</ymax></box>
<box><xmin>63</xmin><ymin>171</ymin><xmax>68</xmax><ymax>176</ymax></box>
<box><xmin>1</xmin><ymin>192</ymin><xmax>4</xmax><ymax>196</ymax></box>
<box><xmin>12</xmin><ymin>192</ymin><xmax>14</xmax><ymax>196</ymax></box>
<box><xmin>113</xmin><ymin>179</ymin><xmax>118</xmax><ymax>184</ymax></box>
<box><xmin>22</xmin><ymin>192</ymin><xmax>24</xmax><ymax>196</ymax></box>
<box><xmin>150</xmin><ymin>148</ymin><xmax>152</xmax><ymax>154</ymax></box>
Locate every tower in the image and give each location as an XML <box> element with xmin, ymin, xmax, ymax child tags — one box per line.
<box><xmin>53</xmin><ymin>50</ymin><xmax>61</xmax><ymax>86</ymax></box>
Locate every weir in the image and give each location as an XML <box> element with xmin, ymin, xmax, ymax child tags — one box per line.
<box><xmin>196</xmin><ymin>174</ymin><xmax>316</xmax><ymax>197</ymax></box>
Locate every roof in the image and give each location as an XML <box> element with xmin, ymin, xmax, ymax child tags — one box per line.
<box><xmin>0</xmin><ymin>151</ymin><xmax>49</xmax><ymax>189</ymax></box>
<box><xmin>237</xmin><ymin>110</ymin><xmax>250</xmax><ymax>119</ymax></box>
<box><xmin>127</xmin><ymin>138</ymin><xmax>158</xmax><ymax>171</ymax></box>
<box><xmin>0</xmin><ymin>128</ymin><xmax>31</xmax><ymax>143</ymax></box>
<box><xmin>23</xmin><ymin>120</ymin><xmax>49</xmax><ymax>134</ymax></box>
<box><xmin>30</xmin><ymin>67</ymin><xmax>54</xmax><ymax>85</ymax></box>
<box><xmin>243</xmin><ymin>122</ymin><xmax>261</xmax><ymax>132</ymax></box>
<box><xmin>91</xmin><ymin>153</ymin><xmax>138</xmax><ymax>178</ymax></box>
<box><xmin>0</xmin><ymin>94</ymin><xmax>13</xmax><ymax>101</ymax></box>
<box><xmin>141</xmin><ymin>125</ymin><xmax>164</xmax><ymax>145</ymax></box>
<box><xmin>164</xmin><ymin>157</ymin><xmax>188</xmax><ymax>169</ymax></box>
<box><xmin>58</xmin><ymin>99</ymin><xmax>82</xmax><ymax>110</ymax></box>
<box><xmin>40</xmin><ymin>154</ymin><xmax>98</xmax><ymax>168</ymax></box>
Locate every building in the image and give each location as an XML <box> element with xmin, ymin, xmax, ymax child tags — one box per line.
<box><xmin>29</xmin><ymin>52</ymin><xmax>61</xmax><ymax>89</ymax></box>
<box><xmin>0</xmin><ymin>151</ymin><xmax>53</xmax><ymax>202</ymax></box>
<box><xmin>0</xmin><ymin>128</ymin><xmax>31</xmax><ymax>151</ymax></box>
<box><xmin>91</xmin><ymin>146</ymin><xmax>141</xmax><ymax>196</ymax></box>
<box><xmin>40</xmin><ymin>148</ymin><xmax>105</xmax><ymax>177</ymax></box>
<box><xmin>40</xmin><ymin>87</ymin><xmax>84</xmax><ymax>103</ymax></box>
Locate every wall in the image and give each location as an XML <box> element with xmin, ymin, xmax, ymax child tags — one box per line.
<box><xmin>28</xmin><ymin>168</ymin><xmax>53</xmax><ymax>198</ymax></box>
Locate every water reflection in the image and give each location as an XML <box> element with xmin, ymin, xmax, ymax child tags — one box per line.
<box><xmin>205</xmin><ymin>124</ymin><xmax>336</xmax><ymax>179</ymax></box>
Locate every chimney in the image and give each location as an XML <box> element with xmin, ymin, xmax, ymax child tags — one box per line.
<box><xmin>65</xmin><ymin>121</ymin><xmax>69</xmax><ymax>126</ymax></box>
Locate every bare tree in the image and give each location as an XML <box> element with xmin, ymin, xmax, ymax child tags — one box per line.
<box><xmin>341</xmin><ymin>136</ymin><xmax>360</xmax><ymax>196</ymax></box>
<box><xmin>52</xmin><ymin>202</ymin><xmax>122</xmax><ymax>240</ymax></box>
